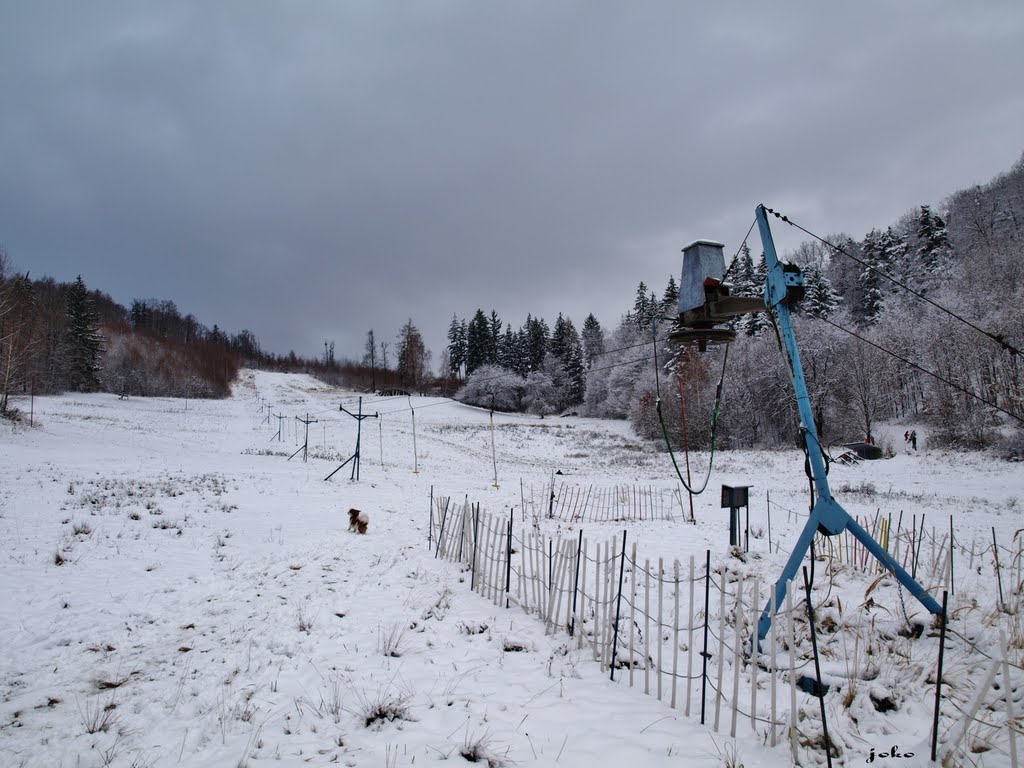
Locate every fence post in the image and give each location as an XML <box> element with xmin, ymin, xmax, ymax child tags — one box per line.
<box><xmin>787</xmin><ymin>586</ymin><xmax>798</xmax><ymax>764</ymax></box>
<box><xmin>434</xmin><ymin>498</ymin><xmax>450</xmax><ymax>559</ymax></box>
<box><xmin>999</xmin><ymin>630</ymin><xmax>1020</xmax><ymax>768</ymax></box>
<box><xmin>644</xmin><ymin>557</ymin><xmax>652</xmax><ymax>695</ymax></box>
<box><xmin>630</xmin><ymin>542</ymin><xmax>637</xmax><ymax>688</ymax></box>
<box><xmin>657</xmin><ymin>557</ymin><xmax>665</xmax><ymax>701</ymax></box>
<box><xmin>700</xmin><ymin>549</ymin><xmax>711</xmax><ymax>725</ymax></box>
<box><xmin>949</xmin><ymin>515</ymin><xmax>955</xmax><ymax>595</ymax></box>
<box><xmin>750</xmin><ymin>577</ymin><xmax>759</xmax><ymax>733</ymax></box>
<box><xmin>609</xmin><ymin>530</ymin><xmax>628</xmax><ymax>681</ymax></box>
<box><xmin>769</xmin><ymin>582</ymin><xmax>778</xmax><ymax>747</ymax></box>
<box><xmin>993</xmin><ymin>527</ymin><xmax>1006</xmax><ymax>611</ymax></box>
<box><xmin>730</xmin><ymin>575</ymin><xmax>744</xmax><ymax>737</ymax></box>
<box><xmin>686</xmin><ymin>555</ymin><xmax>695</xmax><ymax>717</ymax></box>
<box><xmin>470</xmin><ymin>504</ymin><xmax>481</xmax><ymax>590</ymax></box>
<box><xmin>802</xmin><ymin>566</ymin><xmax>833</xmax><ymax>768</ymax></box>
<box><xmin>671</xmin><ymin>559</ymin><xmax>680</xmax><ymax>709</ymax></box>
<box><xmin>931</xmin><ymin>590</ymin><xmax>949</xmax><ymax>762</ymax></box>
<box><xmin>505</xmin><ymin>511</ymin><xmax>513</xmax><ymax>609</ymax></box>
<box><xmin>570</xmin><ymin>529</ymin><xmax>583</xmax><ymax>636</ymax></box>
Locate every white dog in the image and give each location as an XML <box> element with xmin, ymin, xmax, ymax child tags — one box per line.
<box><xmin>348</xmin><ymin>508</ymin><xmax>369</xmax><ymax>535</ymax></box>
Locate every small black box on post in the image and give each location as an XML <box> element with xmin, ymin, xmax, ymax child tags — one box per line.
<box><xmin>721</xmin><ymin>485</ymin><xmax>752</xmax><ymax>550</ymax></box>
<box><xmin>721</xmin><ymin>485</ymin><xmax>749</xmax><ymax>509</ymax></box>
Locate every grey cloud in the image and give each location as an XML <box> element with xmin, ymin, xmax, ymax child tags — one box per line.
<box><xmin>1</xmin><ymin>2</ymin><xmax>1022</xmax><ymax>359</ymax></box>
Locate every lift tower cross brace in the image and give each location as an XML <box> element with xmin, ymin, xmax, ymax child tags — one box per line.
<box><xmin>752</xmin><ymin>204</ymin><xmax>941</xmax><ymax>642</ymax></box>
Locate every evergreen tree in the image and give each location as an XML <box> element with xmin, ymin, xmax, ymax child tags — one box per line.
<box><xmin>64</xmin><ymin>275</ymin><xmax>103</xmax><ymax>392</ymax></box>
<box><xmin>856</xmin><ymin>230</ymin><xmax>885</xmax><ymax>326</ymax></box>
<box><xmin>446</xmin><ymin>315</ymin><xmax>466</xmax><ymax>380</ymax></box>
<box><xmin>549</xmin><ymin>313</ymin><xmax>570</xmax><ymax>361</ymax></box>
<box><xmin>916</xmin><ymin>205</ymin><xmax>951</xmax><ymax>280</ymax></box>
<box><xmin>581</xmin><ymin>313</ymin><xmax>605</xmax><ymax>369</ymax></box>
<box><xmin>523</xmin><ymin>314</ymin><xmax>548</xmax><ymax>373</ymax></box>
<box><xmin>661</xmin><ymin>275</ymin><xmax>680</xmax><ymax>315</ymax></box>
<box><xmin>465</xmin><ymin>309</ymin><xmax>490</xmax><ymax>375</ymax></box>
<box><xmin>562</xmin><ymin>330</ymin><xmax>586</xmax><ymax>406</ymax></box>
<box><xmin>879</xmin><ymin>226</ymin><xmax>908</xmax><ymax>274</ymax></box>
<box><xmin>632</xmin><ymin>281</ymin><xmax>655</xmax><ymax>330</ymax></box>
<box><xmin>498</xmin><ymin>323</ymin><xmax>522</xmax><ymax>373</ymax></box>
<box><xmin>732</xmin><ymin>244</ymin><xmax>757</xmax><ymax>296</ymax></box>
<box><xmin>546</xmin><ymin>314</ymin><xmax>586</xmax><ymax>408</ymax></box>
<box><xmin>742</xmin><ymin>253</ymin><xmax>770</xmax><ymax>337</ymax></box>
<box><xmin>488</xmin><ymin>310</ymin><xmax>502</xmax><ymax>366</ymax></box>
<box><xmin>802</xmin><ymin>265</ymin><xmax>840</xmax><ymax>319</ymax></box>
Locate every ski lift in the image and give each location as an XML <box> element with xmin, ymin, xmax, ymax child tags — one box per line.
<box><xmin>668</xmin><ymin>240</ymin><xmax>764</xmax><ymax>350</ymax></box>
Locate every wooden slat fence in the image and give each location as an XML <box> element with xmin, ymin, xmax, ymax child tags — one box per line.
<box><xmin>520</xmin><ymin>481</ymin><xmax>689</xmax><ymax>522</ymax></box>
<box><xmin>429</xmin><ymin>495</ymin><xmax>1022</xmax><ymax>767</ymax></box>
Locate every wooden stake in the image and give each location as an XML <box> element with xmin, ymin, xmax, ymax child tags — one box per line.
<box><xmin>657</xmin><ymin>556</ymin><xmax>664</xmax><ymax>701</ymax></box>
<box><xmin>671</xmin><ymin>559</ymin><xmax>680</xmax><ymax>709</ymax></box>
<box><xmin>750</xmin><ymin>577</ymin><xmax>759</xmax><ymax>733</ymax></box>
<box><xmin>686</xmin><ymin>554</ymin><xmax>695</xmax><ymax>717</ymax></box>
<box><xmin>715</xmin><ymin>569</ymin><xmax>726</xmax><ymax>732</ymax></box>
<box><xmin>730</xmin><ymin>574</ymin><xmax>744</xmax><ymax>738</ymax></box>
<box><xmin>644</xmin><ymin>557</ymin><xmax>651</xmax><ymax>695</ymax></box>
<box><xmin>769</xmin><ymin>582</ymin><xmax>778</xmax><ymax>747</ymax></box>
<box><xmin>999</xmin><ymin>630</ymin><xmax>1019</xmax><ymax>768</ymax></box>
<box><xmin>629</xmin><ymin>542</ymin><xmax>637</xmax><ymax>688</ymax></box>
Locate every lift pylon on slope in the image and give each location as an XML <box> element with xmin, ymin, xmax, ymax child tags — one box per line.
<box><xmin>669</xmin><ymin>205</ymin><xmax>942</xmax><ymax>642</ymax></box>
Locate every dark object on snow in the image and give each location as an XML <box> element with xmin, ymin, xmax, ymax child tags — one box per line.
<box><xmin>798</xmin><ymin>675</ymin><xmax>830</xmax><ymax>698</ymax></box>
<box><xmin>378</xmin><ymin>388</ymin><xmax>410</xmax><ymax>397</ymax></box>
<box><xmin>843</xmin><ymin>441</ymin><xmax>883</xmax><ymax>460</ymax></box>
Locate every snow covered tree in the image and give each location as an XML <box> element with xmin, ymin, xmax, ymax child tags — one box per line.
<box><xmin>632</xmin><ymin>281</ymin><xmax>658</xmax><ymax>330</ymax></box>
<box><xmin>446</xmin><ymin>315</ymin><xmax>467</xmax><ymax>380</ymax></box>
<box><xmin>548</xmin><ymin>314</ymin><xmax>586</xmax><ymax>408</ymax></box>
<box><xmin>562</xmin><ymin>339</ymin><xmax>586</xmax><ymax>406</ymax></box>
<box><xmin>581</xmin><ymin>313</ymin><xmax>605</xmax><ymax>369</ymax></box>
<box><xmin>801</xmin><ymin>264</ymin><xmax>840</xmax><ymax>319</ymax></box>
<box><xmin>582</xmin><ymin>318</ymin><xmax>647</xmax><ymax>418</ymax></box>
<box><xmin>522</xmin><ymin>369</ymin><xmax>559</xmax><ymax>416</ymax></box>
<box><xmin>855</xmin><ymin>230</ymin><xmax>885</xmax><ymax>327</ymax></box>
<box><xmin>661</xmin><ymin>275</ymin><xmax>680</xmax><ymax>315</ymax></box>
<box><xmin>738</xmin><ymin>253</ymin><xmax>770</xmax><ymax>337</ymax></box>
<box><xmin>457</xmin><ymin>363</ymin><xmax>523</xmax><ymax>411</ymax></box>
<box><xmin>878</xmin><ymin>226</ymin><xmax>907</xmax><ymax>274</ymax></box>
<box><xmin>915</xmin><ymin>205</ymin><xmax>951</xmax><ymax>282</ymax></box>
<box><xmin>64</xmin><ymin>275</ymin><xmax>103</xmax><ymax>392</ymax></box>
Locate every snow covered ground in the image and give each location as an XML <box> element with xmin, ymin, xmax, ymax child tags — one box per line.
<box><xmin>1</xmin><ymin>370</ymin><xmax>1021</xmax><ymax>767</ymax></box>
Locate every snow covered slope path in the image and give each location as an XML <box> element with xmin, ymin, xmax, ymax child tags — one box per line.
<box><xmin>2</xmin><ymin>372</ymin><xmax>798</xmax><ymax>768</ymax></box>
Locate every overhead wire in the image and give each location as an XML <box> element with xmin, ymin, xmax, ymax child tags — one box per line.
<box><xmin>761</xmin><ymin>205</ymin><xmax>1022</xmax><ymax>359</ymax></box>
<box><xmin>816</xmin><ymin>315</ymin><xmax>1024</xmax><ymax>426</ymax></box>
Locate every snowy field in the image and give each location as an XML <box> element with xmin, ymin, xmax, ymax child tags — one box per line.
<box><xmin>1</xmin><ymin>370</ymin><xmax>1022</xmax><ymax>768</ymax></box>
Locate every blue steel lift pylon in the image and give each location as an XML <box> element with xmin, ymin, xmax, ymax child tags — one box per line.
<box><xmin>752</xmin><ymin>204</ymin><xmax>941</xmax><ymax>642</ymax></box>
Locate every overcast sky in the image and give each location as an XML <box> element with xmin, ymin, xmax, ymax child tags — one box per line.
<box><xmin>2</xmin><ymin>2</ymin><xmax>1022</xmax><ymax>363</ymax></box>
